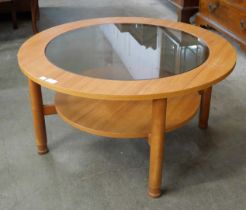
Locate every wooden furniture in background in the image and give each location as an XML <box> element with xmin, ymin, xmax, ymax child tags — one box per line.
<box><xmin>30</xmin><ymin>0</ymin><xmax>39</xmax><ymax>33</ymax></box>
<box><xmin>168</xmin><ymin>0</ymin><xmax>199</xmax><ymax>23</ymax></box>
<box><xmin>18</xmin><ymin>17</ymin><xmax>236</xmax><ymax>198</ymax></box>
<box><xmin>0</xmin><ymin>0</ymin><xmax>17</xmax><ymax>29</ymax></box>
<box><xmin>196</xmin><ymin>0</ymin><xmax>246</xmax><ymax>50</ymax></box>
<box><xmin>0</xmin><ymin>0</ymin><xmax>39</xmax><ymax>33</ymax></box>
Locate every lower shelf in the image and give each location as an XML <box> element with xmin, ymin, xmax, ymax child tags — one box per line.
<box><xmin>55</xmin><ymin>93</ymin><xmax>200</xmax><ymax>138</ymax></box>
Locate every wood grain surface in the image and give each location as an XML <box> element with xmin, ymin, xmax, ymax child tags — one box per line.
<box><xmin>55</xmin><ymin>92</ymin><xmax>200</xmax><ymax>138</ymax></box>
<box><xmin>18</xmin><ymin>17</ymin><xmax>236</xmax><ymax>101</ymax></box>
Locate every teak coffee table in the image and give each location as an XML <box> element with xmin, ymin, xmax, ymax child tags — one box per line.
<box><xmin>18</xmin><ymin>17</ymin><xmax>236</xmax><ymax>198</ymax></box>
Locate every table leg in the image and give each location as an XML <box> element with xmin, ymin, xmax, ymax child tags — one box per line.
<box><xmin>36</xmin><ymin>0</ymin><xmax>40</xmax><ymax>20</ymax></box>
<box><xmin>31</xmin><ymin>0</ymin><xmax>38</xmax><ymax>34</ymax></box>
<box><xmin>199</xmin><ymin>87</ymin><xmax>212</xmax><ymax>129</ymax></box>
<box><xmin>28</xmin><ymin>80</ymin><xmax>48</xmax><ymax>155</ymax></box>
<box><xmin>148</xmin><ymin>99</ymin><xmax>167</xmax><ymax>198</ymax></box>
<box><xmin>177</xmin><ymin>7</ymin><xmax>198</xmax><ymax>23</ymax></box>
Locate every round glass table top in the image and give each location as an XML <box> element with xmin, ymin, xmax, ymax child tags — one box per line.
<box><xmin>46</xmin><ymin>23</ymin><xmax>209</xmax><ymax>81</ymax></box>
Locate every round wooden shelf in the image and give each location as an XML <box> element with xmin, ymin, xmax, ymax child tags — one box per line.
<box><xmin>55</xmin><ymin>92</ymin><xmax>200</xmax><ymax>138</ymax></box>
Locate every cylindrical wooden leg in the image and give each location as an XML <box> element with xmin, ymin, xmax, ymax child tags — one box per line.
<box><xmin>36</xmin><ymin>0</ymin><xmax>40</xmax><ymax>20</ymax></box>
<box><xmin>28</xmin><ymin>80</ymin><xmax>49</xmax><ymax>155</ymax></box>
<box><xmin>148</xmin><ymin>99</ymin><xmax>167</xmax><ymax>198</ymax></box>
<box><xmin>31</xmin><ymin>0</ymin><xmax>38</xmax><ymax>34</ymax></box>
<box><xmin>199</xmin><ymin>87</ymin><xmax>212</xmax><ymax>129</ymax></box>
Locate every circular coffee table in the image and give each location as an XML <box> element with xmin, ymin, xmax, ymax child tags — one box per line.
<box><xmin>18</xmin><ymin>17</ymin><xmax>236</xmax><ymax>198</ymax></box>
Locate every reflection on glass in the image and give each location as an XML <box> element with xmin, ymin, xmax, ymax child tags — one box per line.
<box><xmin>46</xmin><ymin>24</ymin><xmax>209</xmax><ymax>81</ymax></box>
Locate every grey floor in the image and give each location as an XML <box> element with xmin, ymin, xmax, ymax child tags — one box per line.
<box><xmin>1</xmin><ymin>0</ymin><xmax>246</xmax><ymax>210</ymax></box>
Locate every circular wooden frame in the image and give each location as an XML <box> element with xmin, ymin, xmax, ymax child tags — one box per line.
<box><xmin>18</xmin><ymin>17</ymin><xmax>236</xmax><ymax>100</ymax></box>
